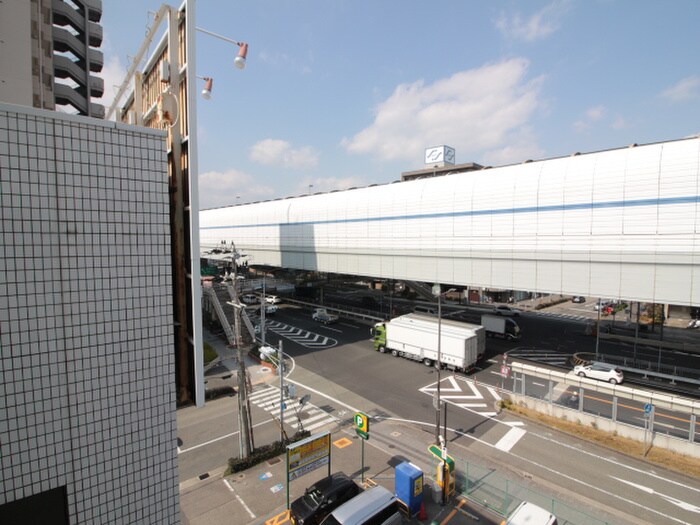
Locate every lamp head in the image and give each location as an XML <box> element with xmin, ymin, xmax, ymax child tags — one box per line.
<box><xmin>201</xmin><ymin>77</ymin><xmax>213</xmax><ymax>99</ymax></box>
<box><xmin>234</xmin><ymin>42</ymin><xmax>248</xmax><ymax>70</ymax></box>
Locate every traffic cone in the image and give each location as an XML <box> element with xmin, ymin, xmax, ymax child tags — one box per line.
<box><xmin>418</xmin><ymin>501</ymin><xmax>427</xmax><ymax>521</ymax></box>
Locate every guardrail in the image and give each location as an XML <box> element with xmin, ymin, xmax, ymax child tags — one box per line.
<box><xmin>599</xmin><ymin>330</ymin><xmax>700</xmax><ymax>354</ymax></box>
<box><xmin>281</xmin><ymin>297</ymin><xmax>384</xmax><ymax>325</ymax></box>
<box><xmin>509</xmin><ymin>361</ymin><xmax>700</xmax><ymax>415</ymax></box>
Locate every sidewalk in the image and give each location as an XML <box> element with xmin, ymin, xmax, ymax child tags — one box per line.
<box><xmin>180</xmin><ymin>412</ymin><xmax>502</xmax><ymax>525</ymax></box>
<box><xmin>183</xmin><ymin>330</ymin><xmax>502</xmax><ymax>525</ymax></box>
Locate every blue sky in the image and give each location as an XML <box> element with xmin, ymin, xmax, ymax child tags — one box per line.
<box><xmin>101</xmin><ymin>1</ymin><xmax>700</xmax><ymax>210</ymax></box>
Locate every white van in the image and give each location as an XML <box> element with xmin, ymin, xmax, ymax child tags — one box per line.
<box><xmin>320</xmin><ymin>485</ymin><xmax>401</xmax><ymax>525</ymax></box>
<box><xmin>502</xmin><ymin>501</ymin><xmax>558</xmax><ymax>525</ymax></box>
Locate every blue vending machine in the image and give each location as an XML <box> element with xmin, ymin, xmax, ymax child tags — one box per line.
<box><xmin>395</xmin><ymin>461</ymin><xmax>424</xmax><ymax>516</ymax></box>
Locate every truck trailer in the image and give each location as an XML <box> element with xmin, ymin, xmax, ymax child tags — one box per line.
<box><xmin>371</xmin><ymin>314</ymin><xmax>485</xmax><ymax>372</ymax></box>
<box><xmin>481</xmin><ymin>314</ymin><xmax>521</xmax><ymax>341</ymax></box>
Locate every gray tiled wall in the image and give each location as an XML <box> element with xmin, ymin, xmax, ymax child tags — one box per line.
<box><xmin>0</xmin><ymin>104</ymin><xmax>179</xmax><ymax>524</ymax></box>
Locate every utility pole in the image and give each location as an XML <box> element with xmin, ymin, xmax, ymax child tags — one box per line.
<box><xmin>231</xmin><ymin>245</ymin><xmax>254</xmax><ymax>458</ymax></box>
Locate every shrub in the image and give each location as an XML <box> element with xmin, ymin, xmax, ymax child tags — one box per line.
<box><xmin>226</xmin><ymin>430</ymin><xmax>311</xmax><ymax>475</ymax></box>
<box><xmin>205</xmin><ymin>386</ymin><xmax>236</xmax><ymax>400</ymax></box>
<box><xmin>203</xmin><ymin>342</ymin><xmax>218</xmax><ymax>365</ymax></box>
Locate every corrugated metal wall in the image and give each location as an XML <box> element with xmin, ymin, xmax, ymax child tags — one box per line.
<box><xmin>200</xmin><ymin>137</ymin><xmax>700</xmax><ymax>306</ymax></box>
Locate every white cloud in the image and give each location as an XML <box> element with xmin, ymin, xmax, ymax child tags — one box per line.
<box><xmin>481</xmin><ymin>128</ymin><xmax>544</xmax><ymax>167</ymax></box>
<box><xmin>250</xmin><ymin>139</ymin><xmax>319</xmax><ymax>169</ymax></box>
<box><xmin>342</xmin><ymin>59</ymin><xmax>543</xmax><ymax>164</ymax></box>
<box><xmin>198</xmin><ymin>169</ymin><xmax>274</xmax><ymax>209</ymax></box>
<box><xmin>585</xmin><ymin>105</ymin><xmax>606</xmax><ymax>121</ymax></box>
<box><xmin>660</xmin><ymin>75</ymin><xmax>700</xmax><ymax>103</ymax></box>
<box><xmin>496</xmin><ymin>1</ymin><xmax>570</xmax><ymax>42</ymax></box>
<box><xmin>99</xmin><ymin>55</ymin><xmax>128</xmax><ymax>119</ymax></box>
<box><xmin>299</xmin><ymin>176</ymin><xmax>369</xmax><ymax>195</ymax></box>
<box><xmin>574</xmin><ymin>105</ymin><xmax>607</xmax><ymax>132</ymax></box>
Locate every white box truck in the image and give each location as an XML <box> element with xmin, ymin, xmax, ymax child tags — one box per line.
<box><xmin>371</xmin><ymin>313</ymin><xmax>485</xmax><ymax>372</ymax></box>
<box><xmin>481</xmin><ymin>314</ymin><xmax>521</xmax><ymax>341</ymax></box>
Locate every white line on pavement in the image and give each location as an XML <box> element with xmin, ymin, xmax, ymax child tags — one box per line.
<box><xmin>494</xmin><ymin>427</ymin><xmax>526</xmax><ymax>452</ymax></box>
<box><xmin>227</xmin><ymin>481</ymin><xmax>256</xmax><ymax>519</ymax></box>
<box><xmin>178</xmin><ymin>417</ymin><xmax>276</xmax><ymax>454</ymax></box>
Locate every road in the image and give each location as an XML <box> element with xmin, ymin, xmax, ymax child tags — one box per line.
<box><xmin>178</xmin><ymin>305</ymin><xmax>700</xmax><ymax>525</ymax></box>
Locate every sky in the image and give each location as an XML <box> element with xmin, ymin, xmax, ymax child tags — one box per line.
<box><xmin>100</xmin><ymin>1</ymin><xmax>700</xmax><ymax>210</ymax></box>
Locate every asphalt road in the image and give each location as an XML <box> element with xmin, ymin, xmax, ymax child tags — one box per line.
<box><xmin>179</xmin><ymin>305</ymin><xmax>700</xmax><ymax>525</ymax></box>
<box><xmin>263</xmin><ymin>306</ymin><xmax>700</xmax><ymax>524</ymax></box>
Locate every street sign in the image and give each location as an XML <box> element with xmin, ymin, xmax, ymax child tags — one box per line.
<box><xmin>501</xmin><ymin>365</ymin><xmax>510</xmax><ymax>378</ymax></box>
<box><xmin>355</xmin><ymin>412</ymin><xmax>369</xmax><ymax>433</ymax></box>
<box><xmin>644</xmin><ymin>403</ymin><xmax>654</xmax><ymax>415</ymax></box>
<box><xmin>355</xmin><ymin>412</ymin><xmax>369</xmax><ymax>439</ymax></box>
<box><xmin>427</xmin><ymin>444</ymin><xmax>455</xmax><ymax>472</ymax></box>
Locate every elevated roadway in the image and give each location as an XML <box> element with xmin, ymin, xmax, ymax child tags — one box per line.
<box><xmin>201</xmin><ymin>136</ymin><xmax>700</xmax><ymax>307</ymax></box>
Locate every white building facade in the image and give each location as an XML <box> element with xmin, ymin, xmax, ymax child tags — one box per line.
<box><xmin>0</xmin><ymin>103</ymin><xmax>179</xmax><ymax>523</ymax></box>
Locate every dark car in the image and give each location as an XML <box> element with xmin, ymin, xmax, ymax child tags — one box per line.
<box><xmin>494</xmin><ymin>305</ymin><xmax>521</xmax><ymax>317</ymax></box>
<box><xmin>571</xmin><ymin>296</ymin><xmax>585</xmax><ymax>303</ymax></box>
<box><xmin>290</xmin><ymin>472</ymin><xmax>362</xmax><ymax>525</ymax></box>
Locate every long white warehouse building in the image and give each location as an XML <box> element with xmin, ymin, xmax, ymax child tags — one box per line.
<box><xmin>200</xmin><ymin>136</ymin><xmax>700</xmax><ymax>306</ymax></box>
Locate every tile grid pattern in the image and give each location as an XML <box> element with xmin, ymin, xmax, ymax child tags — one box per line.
<box><xmin>0</xmin><ymin>105</ymin><xmax>179</xmax><ymax>524</ymax></box>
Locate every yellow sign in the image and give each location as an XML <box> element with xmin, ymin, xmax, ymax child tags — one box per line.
<box><xmin>414</xmin><ymin>475</ymin><xmax>423</xmax><ymax>497</ymax></box>
<box><xmin>287</xmin><ymin>432</ymin><xmax>331</xmax><ymax>481</ymax></box>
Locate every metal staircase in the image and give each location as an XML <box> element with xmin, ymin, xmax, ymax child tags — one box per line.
<box><xmin>202</xmin><ymin>286</ymin><xmax>236</xmax><ymax>347</ymax></box>
<box><xmin>406</xmin><ymin>280</ymin><xmax>438</xmax><ymax>302</ymax></box>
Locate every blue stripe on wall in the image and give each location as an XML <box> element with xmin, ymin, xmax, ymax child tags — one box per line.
<box><xmin>202</xmin><ymin>195</ymin><xmax>700</xmax><ymax>231</ymax></box>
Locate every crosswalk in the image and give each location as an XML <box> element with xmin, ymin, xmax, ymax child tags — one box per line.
<box><xmin>249</xmin><ymin>386</ymin><xmax>339</xmax><ymax>433</ymax></box>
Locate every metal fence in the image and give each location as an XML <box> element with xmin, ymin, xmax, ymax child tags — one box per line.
<box><xmin>508</xmin><ymin>363</ymin><xmax>700</xmax><ymax>445</ymax></box>
<box><xmin>451</xmin><ymin>457</ymin><xmax>612</xmax><ymax>524</ymax></box>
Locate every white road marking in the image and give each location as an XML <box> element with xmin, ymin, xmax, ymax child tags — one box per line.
<box><xmin>486</xmin><ymin>386</ymin><xmax>501</xmax><ymax>400</ymax></box>
<box><xmin>494</xmin><ymin>427</ymin><xmax>526</xmax><ymax>452</ymax></box>
<box><xmin>178</xmin><ymin>418</ymin><xmax>276</xmax><ymax>454</ymax></box>
<box><xmin>611</xmin><ymin>476</ymin><xmax>700</xmax><ymax>514</ymax></box>
<box><xmin>224</xmin><ymin>480</ymin><xmax>256</xmax><ymax>519</ymax></box>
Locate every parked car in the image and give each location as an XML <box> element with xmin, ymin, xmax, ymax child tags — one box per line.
<box><xmin>571</xmin><ymin>296</ymin><xmax>585</xmax><ymax>303</ymax></box>
<box><xmin>290</xmin><ymin>472</ymin><xmax>362</xmax><ymax>525</ymax></box>
<box><xmin>319</xmin><ymin>485</ymin><xmax>400</xmax><ymax>525</ymax></box>
<box><xmin>266</xmin><ymin>295</ymin><xmax>281</xmax><ymax>304</ymax></box>
<box><xmin>573</xmin><ymin>363</ymin><xmax>624</xmax><ymax>384</ymax></box>
<box><xmin>494</xmin><ymin>305</ymin><xmax>521</xmax><ymax>317</ymax></box>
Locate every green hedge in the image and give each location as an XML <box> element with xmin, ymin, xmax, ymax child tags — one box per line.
<box><xmin>226</xmin><ymin>430</ymin><xmax>311</xmax><ymax>475</ymax></box>
<box><xmin>203</xmin><ymin>341</ymin><xmax>218</xmax><ymax>365</ymax></box>
<box><xmin>205</xmin><ymin>386</ymin><xmax>236</xmax><ymax>400</ymax></box>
